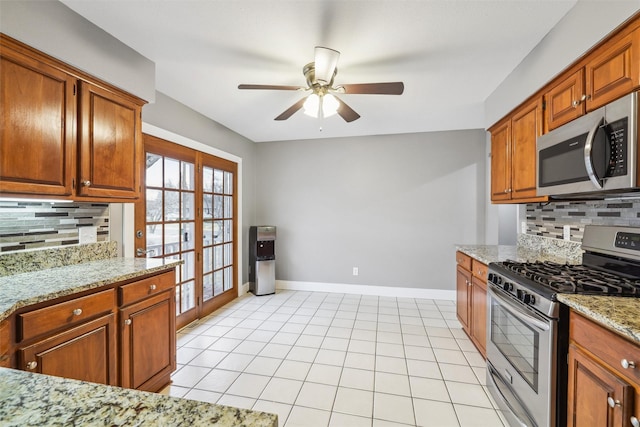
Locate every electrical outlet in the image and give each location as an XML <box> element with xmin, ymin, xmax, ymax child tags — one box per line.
<box><xmin>521</xmin><ymin>221</ymin><xmax>527</xmax><ymax>234</ymax></box>
<box><xmin>563</xmin><ymin>225</ymin><xmax>571</xmax><ymax>241</ymax></box>
<box><xmin>352</xmin><ymin>267</ymin><xmax>359</xmax><ymax>276</ymax></box>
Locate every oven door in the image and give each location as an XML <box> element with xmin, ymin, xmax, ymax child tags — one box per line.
<box><xmin>486</xmin><ymin>286</ymin><xmax>558</xmax><ymax>427</ymax></box>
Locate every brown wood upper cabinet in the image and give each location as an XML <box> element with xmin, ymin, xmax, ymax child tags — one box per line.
<box><xmin>546</xmin><ymin>25</ymin><xmax>640</xmax><ymax>132</ymax></box>
<box><xmin>490</xmin><ymin>97</ymin><xmax>547</xmax><ymax>203</ymax></box>
<box><xmin>0</xmin><ymin>34</ymin><xmax>144</xmax><ymax>202</ymax></box>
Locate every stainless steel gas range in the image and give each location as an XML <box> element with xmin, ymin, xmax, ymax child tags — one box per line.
<box><xmin>485</xmin><ymin>225</ymin><xmax>640</xmax><ymax>427</ymax></box>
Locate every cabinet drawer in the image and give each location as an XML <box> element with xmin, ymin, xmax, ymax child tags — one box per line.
<box><xmin>19</xmin><ymin>289</ymin><xmax>115</xmax><ymax>342</ymax></box>
<box><xmin>472</xmin><ymin>260</ymin><xmax>488</xmax><ymax>282</ymax></box>
<box><xmin>120</xmin><ymin>271</ymin><xmax>175</xmax><ymax>307</ymax></box>
<box><xmin>456</xmin><ymin>251</ymin><xmax>472</xmax><ymax>271</ymax></box>
<box><xmin>570</xmin><ymin>311</ymin><xmax>640</xmax><ymax>384</ymax></box>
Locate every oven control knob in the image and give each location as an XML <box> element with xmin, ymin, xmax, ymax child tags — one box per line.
<box><xmin>502</xmin><ymin>282</ymin><xmax>513</xmax><ymax>292</ymax></box>
<box><xmin>523</xmin><ymin>293</ymin><xmax>533</xmax><ymax>304</ymax></box>
<box><xmin>516</xmin><ymin>289</ymin><xmax>523</xmax><ymax>300</ymax></box>
<box><xmin>487</xmin><ymin>273</ymin><xmax>495</xmax><ymax>283</ymax></box>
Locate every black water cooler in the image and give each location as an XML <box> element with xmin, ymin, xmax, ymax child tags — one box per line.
<box><xmin>249</xmin><ymin>226</ymin><xmax>276</xmax><ymax>296</ymax></box>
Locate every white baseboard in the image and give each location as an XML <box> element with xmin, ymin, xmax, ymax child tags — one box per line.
<box><xmin>239</xmin><ymin>282</ymin><xmax>250</xmax><ymax>296</ymax></box>
<box><xmin>275</xmin><ymin>280</ymin><xmax>455</xmax><ymax>301</ymax></box>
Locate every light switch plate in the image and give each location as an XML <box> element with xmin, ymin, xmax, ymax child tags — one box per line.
<box><xmin>563</xmin><ymin>225</ymin><xmax>571</xmax><ymax>241</ymax></box>
<box><xmin>521</xmin><ymin>221</ymin><xmax>527</xmax><ymax>234</ymax></box>
<box><xmin>79</xmin><ymin>226</ymin><xmax>98</xmax><ymax>244</ymax></box>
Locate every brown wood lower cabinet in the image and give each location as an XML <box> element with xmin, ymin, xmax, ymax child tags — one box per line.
<box><xmin>120</xmin><ymin>290</ymin><xmax>176</xmax><ymax>391</ymax></box>
<box><xmin>8</xmin><ymin>268</ymin><xmax>176</xmax><ymax>392</ymax></box>
<box><xmin>567</xmin><ymin>311</ymin><xmax>639</xmax><ymax>427</ymax></box>
<box><xmin>19</xmin><ymin>314</ymin><xmax>117</xmax><ymax>385</ymax></box>
<box><xmin>455</xmin><ymin>251</ymin><xmax>487</xmax><ymax>358</ymax></box>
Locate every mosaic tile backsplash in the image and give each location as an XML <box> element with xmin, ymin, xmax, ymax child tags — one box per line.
<box><xmin>526</xmin><ymin>198</ymin><xmax>640</xmax><ymax>243</ymax></box>
<box><xmin>0</xmin><ymin>202</ymin><xmax>110</xmax><ymax>253</ymax></box>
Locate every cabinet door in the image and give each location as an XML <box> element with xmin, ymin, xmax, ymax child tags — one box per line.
<box><xmin>120</xmin><ymin>290</ymin><xmax>176</xmax><ymax>391</ymax></box>
<box><xmin>78</xmin><ymin>81</ymin><xmax>141</xmax><ymax>200</ymax></box>
<box><xmin>470</xmin><ymin>276</ymin><xmax>487</xmax><ymax>358</ymax></box>
<box><xmin>567</xmin><ymin>343</ymin><xmax>634</xmax><ymax>427</ymax></box>
<box><xmin>20</xmin><ymin>313</ymin><xmax>117</xmax><ymax>385</ymax></box>
<box><xmin>490</xmin><ymin>120</ymin><xmax>511</xmax><ymax>201</ymax></box>
<box><xmin>511</xmin><ymin>98</ymin><xmax>543</xmax><ymax>200</ymax></box>
<box><xmin>545</xmin><ymin>69</ymin><xmax>585</xmax><ymax>131</ymax></box>
<box><xmin>0</xmin><ymin>42</ymin><xmax>75</xmax><ymax>196</ymax></box>
<box><xmin>456</xmin><ymin>265</ymin><xmax>472</xmax><ymax>334</ymax></box>
<box><xmin>586</xmin><ymin>28</ymin><xmax>640</xmax><ymax>111</ymax></box>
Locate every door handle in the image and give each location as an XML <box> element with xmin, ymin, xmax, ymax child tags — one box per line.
<box><xmin>136</xmin><ymin>248</ymin><xmax>156</xmax><ymax>257</ymax></box>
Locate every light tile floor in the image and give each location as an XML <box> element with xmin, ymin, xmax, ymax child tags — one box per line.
<box><xmin>161</xmin><ymin>290</ymin><xmax>508</xmax><ymax>427</ymax></box>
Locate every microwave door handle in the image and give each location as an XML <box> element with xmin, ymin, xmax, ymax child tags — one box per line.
<box><xmin>584</xmin><ymin>117</ymin><xmax>606</xmax><ymax>189</ymax></box>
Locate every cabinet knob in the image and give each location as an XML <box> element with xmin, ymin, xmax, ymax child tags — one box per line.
<box><xmin>124</xmin><ymin>319</ymin><xmax>132</xmax><ymax>326</ymax></box>
<box><xmin>82</xmin><ymin>180</ymin><xmax>91</xmax><ymax>187</ymax></box>
<box><xmin>72</xmin><ymin>308</ymin><xmax>83</xmax><ymax>316</ymax></box>
<box><xmin>149</xmin><ymin>284</ymin><xmax>157</xmax><ymax>291</ymax></box>
<box><xmin>621</xmin><ymin>359</ymin><xmax>636</xmax><ymax>369</ymax></box>
<box><xmin>607</xmin><ymin>397</ymin><xmax>621</xmax><ymax>408</ymax></box>
<box><xmin>631</xmin><ymin>416</ymin><xmax>639</xmax><ymax>427</ymax></box>
<box><xmin>26</xmin><ymin>361</ymin><xmax>38</xmax><ymax>370</ymax></box>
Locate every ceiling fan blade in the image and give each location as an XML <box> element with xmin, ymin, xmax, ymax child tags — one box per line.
<box><xmin>314</xmin><ymin>46</ymin><xmax>340</xmax><ymax>85</ymax></box>
<box><xmin>238</xmin><ymin>84</ymin><xmax>304</xmax><ymax>91</ymax></box>
<box><xmin>335</xmin><ymin>96</ymin><xmax>360</xmax><ymax>122</ymax></box>
<box><xmin>340</xmin><ymin>82</ymin><xmax>404</xmax><ymax>95</ymax></box>
<box><xmin>274</xmin><ymin>97</ymin><xmax>308</xmax><ymax>121</ymax></box>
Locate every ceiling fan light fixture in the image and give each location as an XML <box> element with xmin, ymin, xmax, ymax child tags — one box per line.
<box><xmin>303</xmin><ymin>93</ymin><xmax>339</xmax><ymax>118</ymax></box>
<box><xmin>314</xmin><ymin>46</ymin><xmax>340</xmax><ymax>85</ymax></box>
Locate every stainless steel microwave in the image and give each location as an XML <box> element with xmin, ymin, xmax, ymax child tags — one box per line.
<box><xmin>537</xmin><ymin>91</ymin><xmax>638</xmax><ymax>197</ymax></box>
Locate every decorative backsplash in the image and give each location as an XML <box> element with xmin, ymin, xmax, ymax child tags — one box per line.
<box><xmin>525</xmin><ymin>198</ymin><xmax>640</xmax><ymax>243</ymax></box>
<box><xmin>0</xmin><ymin>202</ymin><xmax>110</xmax><ymax>253</ymax></box>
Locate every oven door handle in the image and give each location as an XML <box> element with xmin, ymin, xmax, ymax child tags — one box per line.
<box><xmin>489</xmin><ymin>287</ymin><xmax>550</xmax><ymax>332</ymax></box>
<box><xmin>584</xmin><ymin>116</ymin><xmax>606</xmax><ymax>189</ymax></box>
<box><xmin>487</xmin><ymin>364</ymin><xmax>538</xmax><ymax>427</ymax></box>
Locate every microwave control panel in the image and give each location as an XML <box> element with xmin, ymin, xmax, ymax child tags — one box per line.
<box><xmin>606</xmin><ymin>117</ymin><xmax>628</xmax><ymax>177</ymax></box>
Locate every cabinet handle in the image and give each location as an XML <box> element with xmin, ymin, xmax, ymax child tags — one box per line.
<box><xmin>26</xmin><ymin>361</ymin><xmax>37</xmax><ymax>370</ymax></box>
<box><xmin>149</xmin><ymin>284</ymin><xmax>157</xmax><ymax>291</ymax></box>
<box><xmin>631</xmin><ymin>416</ymin><xmax>639</xmax><ymax>427</ymax></box>
<box><xmin>72</xmin><ymin>308</ymin><xmax>83</xmax><ymax>316</ymax></box>
<box><xmin>621</xmin><ymin>359</ymin><xmax>636</xmax><ymax>369</ymax></box>
<box><xmin>124</xmin><ymin>319</ymin><xmax>132</xmax><ymax>326</ymax></box>
<box><xmin>607</xmin><ymin>397</ymin><xmax>621</xmax><ymax>408</ymax></box>
<box><xmin>82</xmin><ymin>180</ymin><xmax>91</xmax><ymax>187</ymax></box>
<box><xmin>572</xmin><ymin>95</ymin><xmax>587</xmax><ymax>107</ymax></box>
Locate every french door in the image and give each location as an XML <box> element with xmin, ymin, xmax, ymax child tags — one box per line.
<box><xmin>135</xmin><ymin>134</ymin><xmax>237</xmax><ymax>330</ymax></box>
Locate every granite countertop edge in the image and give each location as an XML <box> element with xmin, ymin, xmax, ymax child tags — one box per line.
<box><xmin>455</xmin><ymin>244</ymin><xmax>579</xmax><ymax>265</ymax></box>
<box><xmin>557</xmin><ymin>294</ymin><xmax>640</xmax><ymax>344</ymax></box>
<box><xmin>0</xmin><ymin>258</ymin><xmax>183</xmax><ymax>323</ymax></box>
<box><xmin>0</xmin><ymin>367</ymin><xmax>277</xmax><ymax>427</ymax></box>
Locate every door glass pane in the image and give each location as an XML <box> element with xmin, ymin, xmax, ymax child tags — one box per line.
<box><xmin>224</xmin><ymin>171</ymin><xmax>233</xmax><ymax>195</ymax></box>
<box><xmin>182</xmin><ymin>251</ymin><xmax>195</xmax><ymax>281</ymax></box>
<box><xmin>203</xmin><ymin>222</ymin><xmax>213</xmax><ymax>245</ymax></box>
<box><xmin>203</xmin><ymin>166</ymin><xmax>213</xmax><ymax>192</ymax></box>
<box><xmin>164</xmin><ymin>158</ymin><xmax>179</xmax><ymax>189</ymax></box>
<box><xmin>203</xmin><ymin>274</ymin><xmax>213</xmax><ymax>301</ymax></box>
<box><xmin>224</xmin><ymin>195</ymin><xmax>232</xmax><ymax>218</ymax></box>
<box><xmin>164</xmin><ymin>224</ymin><xmax>180</xmax><ymax>255</ymax></box>
<box><xmin>181</xmin><ymin>162</ymin><xmax>194</xmax><ymax>190</ymax></box>
<box><xmin>214</xmin><ymin>270</ymin><xmax>223</xmax><ymax>296</ymax></box>
<box><xmin>146</xmin><ymin>225</ymin><xmax>162</xmax><ymax>257</ymax></box>
<box><xmin>146</xmin><ymin>189</ymin><xmax>163</xmax><ymax>222</ymax></box>
<box><xmin>224</xmin><ymin>267</ymin><xmax>233</xmax><ymax>291</ymax></box>
<box><xmin>181</xmin><ymin>281</ymin><xmax>195</xmax><ymax>312</ymax></box>
<box><xmin>214</xmin><ymin>245</ymin><xmax>223</xmax><ymax>270</ymax></box>
<box><xmin>213</xmin><ymin>195</ymin><xmax>223</xmax><ymax>219</ymax></box>
<box><xmin>182</xmin><ymin>193</ymin><xmax>194</xmax><ymax>220</ymax></box>
<box><xmin>214</xmin><ymin>221</ymin><xmax>223</xmax><ymax>244</ymax></box>
<box><xmin>165</xmin><ymin>191</ymin><xmax>179</xmax><ymax>222</ymax></box>
<box><xmin>224</xmin><ymin>243</ymin><xmax>232</xmax><ymax>266</ymax></box>
<box><xmin>214</xmin><ymin>169</ymin><xmax>224</xmax><ymax>193</ymax></box>
<box><xmin>203</xmin><ymin>195</ymin><xmax>213</xmax><ymax>218</ymax></box>
<box><xmin>203</xmin><ymin>247</ymin><xmax>213</xmax><ymax>274</ymax></box>
<box><xmin>182</xmin><ymin>222</ymin><xmax>195</xmax><ymax>251</ymax></box>
<box><xmin>224</xmin><ymin>220</ymin><xmax>232</xmax><ymax>243</ymax></box>
<box><xmin>146</xmin><ymin>153</ymin><xmax>163</xmax><ymax>187</ymax></box>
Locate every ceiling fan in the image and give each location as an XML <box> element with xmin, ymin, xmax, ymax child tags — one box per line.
<box><xmin>238</xmin><ymin>47</ymin><xmax>404</xmax><ymax>123</ymax></box>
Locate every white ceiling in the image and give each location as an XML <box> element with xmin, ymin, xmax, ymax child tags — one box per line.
<box><xmin>61</xmin><ymin>0</ymin><xmax>577</xmax><ymax>143</ymax></box>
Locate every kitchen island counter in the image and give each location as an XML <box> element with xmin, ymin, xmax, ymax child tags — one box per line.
<box><xmin>0</xmin><ymin>367</ymin><xmax>277</xmax><ymax>427</ymax></box>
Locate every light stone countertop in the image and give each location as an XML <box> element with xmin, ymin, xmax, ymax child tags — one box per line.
<box><xmin>0</xmin><ymin>257</ymin><xmax>182</xmax><ymax>322</ymax></box>
<box><xmin>557</xmin><ymin>294</ymin><xmax>640</xmax><ymax>344</ymax></box>
<box><xmin>455</xmin><ymin>244</ymin><xmax>580</xmax><ymax>265</ymax></box>
<box><xmin>0</xmin><ymin>367</ymin><xmax>277</xmax><ymax>427</ymax></box>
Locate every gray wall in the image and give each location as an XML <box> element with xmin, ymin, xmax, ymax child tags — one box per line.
<box><xmin>255</xmin><ymin>130</ymin><xmax>486</xmax><ymax>291</ymax></box>
<box><xmin>143</xmin><ymin>92</ymin><xmax>258</xmax><ymax>283</ymax></box>
<box><xmin>0</xmin><ymin>0</ymin><xmax>155</xmax><ymax>102</ymax></box>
